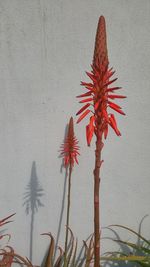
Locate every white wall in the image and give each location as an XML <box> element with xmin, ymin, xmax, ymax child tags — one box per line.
<box><xmin>0</xmin><ymin>0</ymin><xmax>149</xmax><ymax>265</ymax></box>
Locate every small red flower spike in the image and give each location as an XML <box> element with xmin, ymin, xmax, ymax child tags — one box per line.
<box><xmin>76</xmin><ymin>16</ymin><xmax>126</xmax><ymax>146</ymax></box>
<box><xmin>60</xmin><ymin>117</ymin><xmax>80</xmax><ymax>167</ymax></box>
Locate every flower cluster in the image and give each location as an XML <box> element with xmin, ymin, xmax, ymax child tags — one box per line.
<box><xmin>76</xmin><ymin>16</ymin><xmax>126</xmax><ymax>146</ymax></box>
<box><xmin>60</xmin><ymin>117</ymin><xmax>80</xmax><ymax>167</ymax></box>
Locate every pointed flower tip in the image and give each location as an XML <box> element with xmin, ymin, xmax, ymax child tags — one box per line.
<box><xmin>99</xmin><ymin>15</ymin><xmax>106</xmax><ymax>23</ymax></box>
<box><xmin>93</xmin><ymin>14</ymin><xmax>108</xmax><ymax>69</ymax></box>
<box><xmin>69</xmin><ymin>116</ymin><xmax>73</xmax><ymax>123</ymax></box>
<box><xmin>68</xmin><ymin>116</ymin><xmax>74</xmax><ymax>135</ymax></box>
<box><xmin>96</xmin><ymin>16</ymin><xmax>106</xmax><ymax>31</ymax></box>
<box><xmin>69</xmin><ymin>117</ymin><xmax>73</xmax><ymax>127</ymax></box>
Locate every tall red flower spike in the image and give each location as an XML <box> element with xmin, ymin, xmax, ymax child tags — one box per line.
<box><xmin>76</xmin><ymin>16</ymin><xmax>126</xmax><ymax>267</ymax></box>
<box><xmin>76</xmin><ymin>16</ymin><xmax>126</xmax><ymax>146</ymax></box>
<box><xmin>60</xmin><ymin>117</ymin><xmax>80</xmax><ymax>167</ymax></box>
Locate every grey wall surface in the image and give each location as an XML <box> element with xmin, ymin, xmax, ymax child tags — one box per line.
<box><xmin>0</xmin><ymin>0</ymin><xmax>150</xmax><ymax>265</ymax></box>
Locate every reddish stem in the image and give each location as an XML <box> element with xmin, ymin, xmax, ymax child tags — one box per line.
<box><xmin>94</xmin><ymin>134</ymin><xmax>103</xmax><ymax>267</ymax></box>
<box><xmin>64</xmin><ymin>164</ymin><xmax>72</xmax><ymax>267</ymax></box>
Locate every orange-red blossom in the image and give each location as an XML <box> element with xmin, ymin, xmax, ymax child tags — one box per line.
<box><xmin>60</xmin><ymin>117</ymin><xmax>80</xmax><ymax>167</ymax></box>
<box><xmin>76</xmin><ymin>16</ymin><xmax>126</xmax><ymax>146</ymax></box>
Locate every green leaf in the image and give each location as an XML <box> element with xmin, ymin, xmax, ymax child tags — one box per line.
<box><xmin>84</xmin><ymin>235</ymin><xmax>94</xmax><ymax>267</ymax></box>
<box><xmin>101</xmin><ymin>255</ymin><xmax>150</xmax><ymax>262</ymax></box>
<box><xmin>114</xmin><ymin>239</ymin><xmax>150</xmax><ymax>255</ymax></box>
<box><xmin>70</xmin><ymin>238</ymin><xmax>78</xmax><ymax>267</ymax></box>
<box><xmin>65</xmin><ymin>227</ymin><xmax>75</xmax><ymax>266</ymax></box>
<box><xmin>109</xmin><ymin>224</ymin><xmax>150</xmax><ymax>246</ymax></box>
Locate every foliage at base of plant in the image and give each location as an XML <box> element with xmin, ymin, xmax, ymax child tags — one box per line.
<box><xmin>0</xmin><ymin>214</ymin><xmax>35</xmax><ymax>267</ymax></box>
<box><xmin>102</xmin><ymin>224</ymin><xmax>150</xmax><ymax>267</ymax></box>
<box><xmin>42</xmin><ymin>229</ymin><xmax>95</xmax><ymax>267</ymax></box>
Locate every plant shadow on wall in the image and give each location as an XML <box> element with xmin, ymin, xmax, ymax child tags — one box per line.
<box><xmin>23</xmin><ymin>161</ymin><xmax>44</xmax><ymax>262</ymax></box>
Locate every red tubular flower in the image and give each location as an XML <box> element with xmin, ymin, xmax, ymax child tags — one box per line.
<box><xmin>60</xmin><ymin>117</ymin><xmax>80</xmax><ymax>167</ymax></box>
<box><xmin>76</xmin><ymin>16</ymin><xmax>126</xmax><ymax>146</ymax></box>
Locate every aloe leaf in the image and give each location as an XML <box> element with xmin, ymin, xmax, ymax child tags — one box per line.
<box><xmin>70</xmin><ymin>238</ymin><xmax>78</xmax><ymax>267</ymax></box>
<box><xmin>102</xmin><ymin>251</ymin><xmax>127</xmax><ymax>257</ymax></box>
<box><xmin>77</xmin><ymin>257</ymin><xmax>86</xmax><ymax>267</ymax></box>
<box><xmin>137</xmin><ymin>263</ymin><xmax>150</xmax><ymax>267</ymax></box>
<box><xmin>66</xmin><ymin>227</ymin><xmax>74</xmax><ymax>253</ymax></box>
<box><xmin>0</xmin><ymin>213</ymin><xmax>16</xmax><ymax>228</ymax></box>
<box><xmin>83</xmin><ymin>241</ymin><xmax>88</xmax><ymax>255</ymax></box>
<box><xmin>109</xmin><ymin>224</ymin><xmax>150</xmax><ymax>246</ymax></box>
<box><xmin>114</xmin><ymin>239</ymin><xmax>150</xmax><ymax>255</ymax></box>
<box><xmin>101</xmin><ymin>255</ymin><xmax>150</xmax><ymax>262</ymax></box>
<box><xmin>77</xmin><ymin>233</ymin><xmax>93</xmax><ymax>266</ymax></box>
<box><xmin>24</xmin><ymin>257</ymin><xmax>33</xmax><ymax>266</ymax></box>
<box><xmin>54</xmin><ymin>247</ymin><xmax>64</xmax><ymax>267</ymax></box>
<box><xmin>66</xmin><ymin>228</ymin><xmax>75</xmax><ymax>266</ymax></box>
<box><xmin>0</xmin><ymin>251</ymin><xmax>14</xmax><ymax>267</ymax></box>
<box><xmin>75</xmin><ymin>242</ymin><xmax>86</xmax><ymax>267</ymax></box>
<box><xmin>41</xmin><ymin>233</ymin><xmax>55</xmax><ymax>267</ymax></box>
<box><xmin>84</xmin><ymin>236</ymin><xmax>94</xmax><ymax>267</ymax></box>
<box><xmin>135</xmin><ymin>261</ymin><xmax>150</xmax><ymax>267</ymax></box>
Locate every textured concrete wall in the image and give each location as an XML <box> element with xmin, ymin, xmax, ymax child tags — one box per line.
<box><xmin>0</xmin><ymin>0</ymin><xmax>150</xmax><ymax>265</ymax></box>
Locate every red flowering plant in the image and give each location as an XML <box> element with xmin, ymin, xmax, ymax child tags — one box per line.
<box><xmin>60</xmin><ymin>117</ymin><xmax>80</xmax><ymax>267</ymax></box>
<box><xmin>76</xmin><ymin>16</ymin><xmax>126</xmax><ymax>267</ymax></box>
